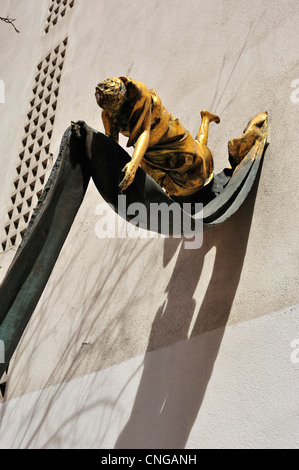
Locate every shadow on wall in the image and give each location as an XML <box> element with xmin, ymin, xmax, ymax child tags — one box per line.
<box><xmin>115</xmin><ymin>162</ymin><xmax>264</xmax><ymax>449</ymax></box>
<box><xmin>0</xmin><ymin>160</ymin><xmax>264</xmax><ymax>449</ymax></box>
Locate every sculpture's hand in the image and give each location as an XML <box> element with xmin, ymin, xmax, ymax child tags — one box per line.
<box><xmin>119</xmin><ymin>162</ymin><xmax>137</xmax><ymax>192</ymax></box>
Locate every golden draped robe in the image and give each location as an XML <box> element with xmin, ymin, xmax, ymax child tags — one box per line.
<box><xmin>101</xmin><ymin>77</ymin><xmax>214</xmax><ymax>196</ymax></box>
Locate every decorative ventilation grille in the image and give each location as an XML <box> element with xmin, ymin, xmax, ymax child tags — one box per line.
<box><xmin>1</xmin><ymin>38</ymin><xmax>68</xmax><ymax>253</ymax></box>
<box><xmin>44</xmin><ymin>0</ymin><xmax>75</xmax><ymax>34</ymax></box>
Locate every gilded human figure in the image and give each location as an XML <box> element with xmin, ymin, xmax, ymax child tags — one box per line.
<box><xmin>95</xmin><ymin>77</ymin><xmax>220</xmax><ymax>196</ymax></box>
<box><xmin>95</xmin><ymin>77</ymin><xmax>266</xmax><ymax>196</ymax></box>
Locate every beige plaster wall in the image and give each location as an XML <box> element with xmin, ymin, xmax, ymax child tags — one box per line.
<box><xmin>0</xmin><ymin>0</ymin><xmax>298</xmax><ymax>448</ymax></box>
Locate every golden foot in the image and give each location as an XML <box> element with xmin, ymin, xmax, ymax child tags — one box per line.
<box><xmin>228</xmin><ymin>112</ymin><xmax>267</xmax><ymax>167</ymax></box>
<box><xmin>200</xmin><ymin>110</ymin><xmax>220</xmax><ymax>124</ymax></box>
<box><xmin>244</xmin><ymin>111</ymin><xmax>267</xmax><ymax>133</ymax></box>
<box><xmin>228</xmin><ymin>128</ymin><xmax>262</xmax><ymax>166</ymax></box>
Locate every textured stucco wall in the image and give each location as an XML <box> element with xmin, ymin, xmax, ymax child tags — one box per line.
<box><xmin>0</xmin><ymin>306</ymin><xmax>297</xmax><ymax>449</ymax></box>
<box><xmin>0</xmin><ymin>0</ymin><xmax>298</xmax><ymax>449</ymax></box>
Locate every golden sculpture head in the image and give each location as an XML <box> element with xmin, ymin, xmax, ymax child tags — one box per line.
<box><xmin>95</xmin><ymin>77</ymin><xmax>127</xmax><ymax>114</ymax></box>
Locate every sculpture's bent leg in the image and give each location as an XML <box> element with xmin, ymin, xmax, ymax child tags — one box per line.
<box><xmin>0</xmin><ymin>128</ymin><xmax>90</xmax><ymax>379</ymax></box>
<box><xmin>195</xmin><ymin>110</ymin><xmax>220</xmax><ymax>145</ymax></box>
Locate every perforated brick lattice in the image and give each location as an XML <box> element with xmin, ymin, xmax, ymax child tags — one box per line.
<box><xmin>1</xmin><ymin>38</ymin><xmax>68</xmax><ymax>252</ymax></box>
<box><xmin>44</xmin><ymin>0</ymin><xmax>75</xmax><ymax>34</ymax></box>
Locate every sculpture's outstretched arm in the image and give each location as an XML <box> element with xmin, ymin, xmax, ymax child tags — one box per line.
<box><xmin>119</xmin><ymin>129</ymin><xmax>150</xmax><ymax>192</ymax></box>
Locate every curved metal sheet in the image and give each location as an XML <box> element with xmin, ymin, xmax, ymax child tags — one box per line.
<box><xmin>80</xmin><ymin>116</ymin><xmax>267</xmax><ymax>234</ymax></box>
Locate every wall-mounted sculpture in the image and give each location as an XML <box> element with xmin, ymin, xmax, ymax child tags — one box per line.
<box><xmin>95</xmin><ymin>77</ymin><xmax>267</xmax><ymax>196</ymax></box>
<box><xmin>0</xmin><ymin>78</ymin><xmax>268</xmax><ymax>382</ymax></box>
